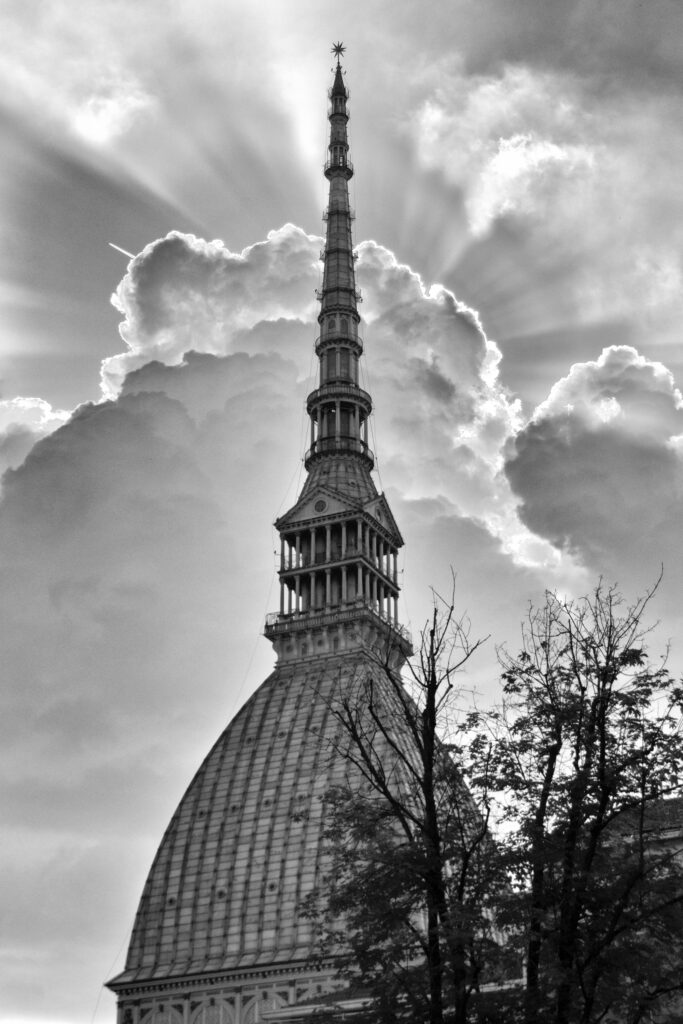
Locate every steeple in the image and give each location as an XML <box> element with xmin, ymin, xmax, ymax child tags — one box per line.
<box><xmin>265</xmin><ymin>45</ymin><xmax>411</xmax><ymax>667</ymax></box>
<box><xmin>315</xmin><ymin>40</ymin><xmax>361</xmax><ymax>408</ymax></box>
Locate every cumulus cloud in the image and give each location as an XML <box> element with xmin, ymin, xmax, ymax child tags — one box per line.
<box><xmin>409</xmin><ymin>60</ymin><xmax>683</xmax><ymax>335</ymax></box>
<box><xmin>0</xmin><ymin>397</ymin><xmax>70</xmax><ymax>477</ymax></box>
<box><xmin>72</xmin><ymin>80</ymin><xmax>154</xmax><ymax>145</ymax></box>
<box><xmin>467</xmin><ymin>133</ymin><xmax>594</xmax><ymax>236</ymax></box>
<box><xmin>413</xmin><ymin>64</ymin><xmax>597</xmax><ymax>235</ymax></box>
<box><xmin>106</xmin><ymin>226</ymin><xmax>320</xmax><ymax>393</ymax></box>
<box><xmin>505</xmin><ymin>345</ymin><xmax>683</xmax><ymax>595</ymax></box>
<box><xmin>0</xmin><ymin>351</ymin><xmax>305</xmax><ymax>1019</ymax></box>
<box><xmin>107</xmin><ymin>226</ymin><xmax>559</xmax><ymax>568</ymax></box>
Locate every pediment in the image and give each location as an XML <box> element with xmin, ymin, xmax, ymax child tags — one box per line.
<box><xmin>362</xmin><ymin>493</ymin><xmax>403</xmax><ymax>545</ymax></box>
<box><xmin>275</xmin><ymin>484</ymin><xmax>362</xmax><ymax>529</ymax></box>
<box><xmin>277</xmin><ymin>487</ymin><xmax>403</xmax><ymax>546</ymax></box>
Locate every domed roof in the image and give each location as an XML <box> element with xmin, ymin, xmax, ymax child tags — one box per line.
<box><xmin>298</xmin><ymin>455</ymin><xmax>378</xmax><ymax>507</ymax></box>
<box><xmin>111</xmin><ymin>654</ymin><xmax>377</xmax><ymax>985</ymax></box>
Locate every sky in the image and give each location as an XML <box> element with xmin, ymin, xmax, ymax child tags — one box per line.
<box><xmin>1</xmin><ymin>0</ymin><xmax>683</xmax><ymax>1021</ymax></box>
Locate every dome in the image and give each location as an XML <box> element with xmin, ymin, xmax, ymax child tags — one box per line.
<box><xmin>111</xmin><ymin>654</ymin><xmax>374</xmax><ymax>987</ymax></box>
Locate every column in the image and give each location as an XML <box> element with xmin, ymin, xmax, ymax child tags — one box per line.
<box><xmin>326</xmin><ymin>525</ymin><xmax>331</xmax><ymax>562</ymax></box>
<box><xmin>310</xmin><ymin>527</ymin><xmax>316</xmax><ymax>565</ymax></box>
<box><xmin>342</xmin><ymin>565</ymin><xmax>347</xmax><ymax>602</ymax></box>
<box><xmin>295</xmin><ymin>574</ymin><xmax>300</xmax><ymax>613</ymax></box>
<box><xmin>280</xmin><ymin>536</ymin><xmax>286</xmax><ymax>571</ymax></box>
<box><xmin>341</xmin><ymin>521</ymin><xmax>347</xmax><ymax>557</ymax></box>
<box><xmin>393</xmin><ymin>594</ymin><xmax>398</xmax><ymax>625</ymax></box>
<box><xmin>393</xmin><ymin>551</ymin><xmax>398</xmax><ymax>583</ymax></box>
<box><xmin>287</xmin><ymin>583</ymin><xmax>292</xmax><ymax>615</ymax></box>
<box><xmin>357</xmin><ymin>563</ymin><xmax>363</xmax><ymax>600</ymax></box>
<box><xmin>309</xmin><ymin>572</ymin><xmax>316</xmax><ymax>609</ymax></box>
<box><xmin>357</xmin><ymin>517</ymin><xmax>362</xmax><ymax>557</ymax></box>
<box><xmin>372</xmin><ymin>574</ymin><xmax>377</xmax><ymax>608</ymax></box>
<box><xmin>335</xmin><ymin>400</ymin><xmax>341</xmax><ymax>442</ymax></box>
<box><xmin>295</xmin><ymin>533</ymin><xmax>301</xmax><ymax>569</ymax></box>
<box><xmin>325</xmin><ymin>569</ymin><xmax>331</xmax><ymax>608</ymax></box>
<box><xmin>280</xmin><ymin>579</ymin><xmax>285</xmax><ymax>615</ymax></box>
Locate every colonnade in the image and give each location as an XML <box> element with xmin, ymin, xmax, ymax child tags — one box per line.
<box><xmin>278</xmin><ymin>517</ymin><xmax>399</xmax><ymax>625</ymax></box>
<box><xmin>309</xmin><ymin>401</ymin><xmax>369</xmax><ymax>451</ymax></box>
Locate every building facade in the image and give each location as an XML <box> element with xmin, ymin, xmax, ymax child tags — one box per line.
<box><xmin>107</xmin><ymin>48</ymin><xmax>412</xmax><ymax>1024</ymax></box>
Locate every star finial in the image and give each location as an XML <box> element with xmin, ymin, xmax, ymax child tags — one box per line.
<box><xmin>332</xmin><ymin>42</ymin><xmax>346</xmax><ymax>61</ymax></box>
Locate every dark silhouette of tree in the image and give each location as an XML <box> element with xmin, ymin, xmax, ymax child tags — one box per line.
<box><xmin>304</xmin><ymin>591</ymin><xmax>508</xmax><ymax>1024</ymax></box>
<box><xmin>306</xmin><ymin>579</ymin><xmax>683</xmax><ymax>1024</ymax></box>
<box><xmin>473</xmin><ymin>579</ymin><xmax>683</xmax><ymax>1024</ymax></box>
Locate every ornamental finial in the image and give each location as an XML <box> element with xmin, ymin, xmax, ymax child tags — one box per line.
<box><xmin>331</xmin><ymin>41</ymin><xmax>346</xmax><ymax>62</ymax></box>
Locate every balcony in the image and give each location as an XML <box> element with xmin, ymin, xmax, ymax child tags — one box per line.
<box><xmin>322</xmin><ymin>207</ymin><xmax>356</xmax><ymax>221</ymax></box>
<box><xmin>315</xmin><ymin>287</ymin><xmax>362</xmax><ymax>305</ymax></box>
<box><xmin>304</xmin><ymin>435</ymin><xmax>374</xmax><ymax>468</ymax></box>
<box><xmin>281</xmin><ymin>541</ymin><xmax>360</xmax><ymax>571</ymax></box>
<box><xmin>324</xmin><ymin>158</ymin><xmax>354</xmax><ymax>178</ymax></box>
<box><xmin>264</xmin><ymin>601</ymin><xmax>412</xmax><ymax>653</ymax></box>
<box><xmin>306</xmin><ymin>383</ymin><xmax>372</xmax><ymax>415</ymax></box>
<box><xmin>279</xmin><ymin>549</ymin><xmax>400</xmax><ymax>591</ymax></box>
<box><xmin>315</xmin><ymin>333</ymin><xmax>363</xmax><ymax>352</ymax></box>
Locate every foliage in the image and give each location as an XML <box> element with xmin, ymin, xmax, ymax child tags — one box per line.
<box><xmin>471</xmin><ymin>579</ymin><xmax>683</xmax><ymax>1024</ymax></box>
<box><xmin>304</xmin><ymin>592</ymin><xmax>509</xmax><ymax>1024</ymax></box>
<box><xmin>306</xmin><ymin>579</ymin><xmax>683</xmax><ymax>1024</ymax></box>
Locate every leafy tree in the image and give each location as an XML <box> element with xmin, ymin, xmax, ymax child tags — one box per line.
<box><xmin>476</xmin><ymin>579</ymin><xmax>683</xmax><ymax>1024</ymax></box>
<box><xmin>305</xmin><ymin>593</ymin><xmax>508</xmax><ymax>1024</ymax></box>
<box><xmin>307</xmin><ymin>580</ymin><xmax>683</xmax><ymax>1024</ymax></box>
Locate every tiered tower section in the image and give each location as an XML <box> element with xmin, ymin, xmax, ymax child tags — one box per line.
<box><xmin>265</xmin><ymin>51</ymin><xmax>410</xmax><ymax>667</ymax></box>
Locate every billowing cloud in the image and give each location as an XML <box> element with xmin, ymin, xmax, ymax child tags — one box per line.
<box><xmin>72</xmin><ymin>81</ymin><xmax>154</xmax><ymax>146</ymax></box>
<box><xmin>414</xmin><ymin>64</ymin><xmax>597</xmax><ymax>237</ymax></box>
<box><xmin>410</xmin><ymin>60</ymin><xmax>683</xmax><ymax>341</ymax></box>
<box><xmin>108</xmin><ymin>226</ymin><xmax>561</xmax><ymax>569</ymax></box>
<box><xmin>505</xmin><ymin>345</ymin><xmax>683</xmax><ymax>599</ymax></box>
<box><xmin>0</xmin><ymin>351</ymin><xmax>304</xmax><ymax>1020</ymax></box>
<box><xmin>105</xmin><ymin>226</ymin><xmax>320</xmax><ymax>393</ymax></box>
<box><xmin>0</xmin><ymin>397</ymin><xmax>70</xmax><ymax>477</ymax></box>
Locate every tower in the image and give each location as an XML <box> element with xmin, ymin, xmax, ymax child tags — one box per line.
<box><xmin>107</xmin><ymin>46</ymin><xmax>411</xmax><ymax>1024</ymax></box>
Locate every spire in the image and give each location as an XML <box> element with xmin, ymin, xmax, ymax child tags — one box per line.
<box><xmin>310</xmin><ymin>42</ymin><xmax>367</xmax><ymax>469</ymax></box>
<box><xmin>264</xmin><ymin>47</ymin><xmax>411</xmax><ymax>667</ymax></box>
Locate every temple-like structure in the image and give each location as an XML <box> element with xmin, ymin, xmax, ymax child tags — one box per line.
<box><xmin>108</xmin><ymin>46</ymin><xmax>411</xmax><ymax>1024</ymax></box>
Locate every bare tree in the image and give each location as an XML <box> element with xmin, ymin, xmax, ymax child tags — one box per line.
<box><xmin>305</xmin><ymin>589</ymin><xmax>504</xmax><ymax>1024</ymax></box>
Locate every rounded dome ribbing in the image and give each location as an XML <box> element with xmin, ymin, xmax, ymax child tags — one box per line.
<box><xmin>115</xmin><ymin>656</ymin><xmax>371</xmax><ymax>984</ymax></box>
